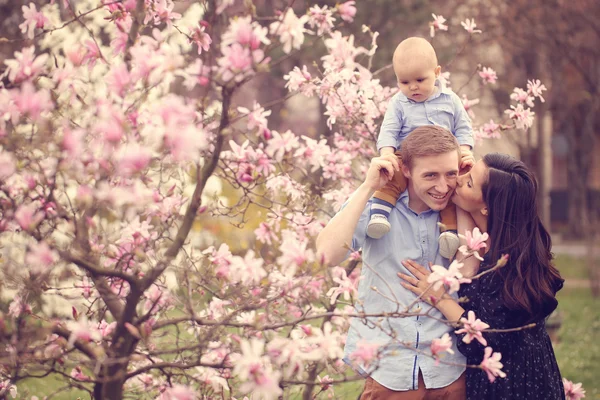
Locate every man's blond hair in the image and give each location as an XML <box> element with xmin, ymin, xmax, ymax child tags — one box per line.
<box><xmin>400</xmin><ymin>125</ymin><xmax>460</xmax><ymax>170</ymax></box>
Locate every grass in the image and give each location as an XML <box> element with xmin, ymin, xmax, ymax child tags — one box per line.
<box><xmin>554</xmin><ymin>287</ymin><xmax>600</xmax><ymax>399</ymax></box>
<box><xmin>554</xmin><ymin>254</ymin><xmax>590</xmax><ymax>280</ymax></box>
<box><xmin>16</xmin><ymin>255</ymin><xmax>600</xmax><ymax>400</ymax></box>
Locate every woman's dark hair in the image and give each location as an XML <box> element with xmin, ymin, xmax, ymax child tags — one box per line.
<box><xmin>482</xmin><ymin>153</ymin><xmax>564</xmax><ymax>318</ymax></box>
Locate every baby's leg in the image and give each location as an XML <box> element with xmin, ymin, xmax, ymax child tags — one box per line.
<box><xmin>438</xmin><ymin>203</ymin><xmax>459</xmax><ymax>259</ymax></box>
<box><xmin>367</xmin><ymin>153</ymin><xmax>407</xmax><ymax>239</ymax></box>
<box><xmin>439</xmin><ymin>203</ymin><xmax>457</xmax><ymax>232</ymax></box>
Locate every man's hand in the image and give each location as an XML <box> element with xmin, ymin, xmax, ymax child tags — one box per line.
<box><xmin>365</xmin><ymin>153</ymin><xmax>400</xmax><ymax>191</ymax></box>
<box><xmin>459</xmin><ymin>145</ymin><xmax>475</xmax><ymax>173</ymax></box>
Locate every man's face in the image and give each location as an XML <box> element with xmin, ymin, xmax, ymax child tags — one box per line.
<box><xmin>402</xmin><ymin>151</ymin><xmax>459</xmax><ymax>213</ymax></box>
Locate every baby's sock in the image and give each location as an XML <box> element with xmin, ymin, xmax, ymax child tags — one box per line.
<box><xmin>370</xmin><ymin>198</ymin><xmax>394</xmax><ymax>220</ymax></box>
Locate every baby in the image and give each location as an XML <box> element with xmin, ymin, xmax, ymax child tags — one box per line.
<box><xmin>368</xmin><ymin>37</ymin><xmax>475</xmax><ymax>259</ymax></box>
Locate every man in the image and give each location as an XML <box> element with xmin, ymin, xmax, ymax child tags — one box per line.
<box><xmin>316</xmin><ymin>125</ymin><xmax>467</xmax><ymax>399</ymax></box>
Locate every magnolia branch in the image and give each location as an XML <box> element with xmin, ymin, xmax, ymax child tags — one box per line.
<box><xmin>140</xmin><ymin>86</ymin><xmax>234</xmax><ymax>290</ymax></box>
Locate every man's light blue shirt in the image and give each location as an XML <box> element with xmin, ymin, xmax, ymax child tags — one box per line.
<box><xmin>343</xmin><ymin>190</ymin><xmax>466</xmax><ymax>391</ymax></box>
<box><xmin>377</xmin><ymin>80</ymin><xmax>474</xmax><ymax>151</ymax></box>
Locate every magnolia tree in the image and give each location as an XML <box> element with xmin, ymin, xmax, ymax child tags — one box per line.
<box><xmin>0</xmin><ymin>1</ymin><xmax>586</xmax><ymax>399</ymax></box>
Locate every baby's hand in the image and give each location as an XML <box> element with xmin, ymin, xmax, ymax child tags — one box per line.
<box><xmin>460</xmin><ymin>146</ymin><xmax>475</xmax><ymax>172</ymax></box>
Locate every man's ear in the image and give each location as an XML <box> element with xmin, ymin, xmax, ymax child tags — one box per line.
<box><xmin>434</xmin><ymin>65</ymin><xmax>441</xmax><ymax>78</ymax></box>
<box><xmin>481</xmin><ymin>207</ymin><xmax>488</xmax><ymax>216</ymax></box>
<box><xmin>402</xmin><ymin>164</ymin><xmax>411</xmax><ymax>179</ymax></box>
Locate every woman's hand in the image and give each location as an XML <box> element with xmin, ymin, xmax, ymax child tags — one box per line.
<box><xmin>398</xmin><ymin>259</ymin><xmax>448</xmax><ymax>306</ymax></box>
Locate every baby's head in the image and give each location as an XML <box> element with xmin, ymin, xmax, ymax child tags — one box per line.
<box><xmin>393</xmin><ymin>37</ymin><xmax>441</xmax><ymax>102</ymax></box>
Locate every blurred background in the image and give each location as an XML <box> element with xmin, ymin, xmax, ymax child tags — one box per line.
<box><xmin>1</xmin><ymin>0</ymin><xmax>598</xmax><ymax>397</ymax></box>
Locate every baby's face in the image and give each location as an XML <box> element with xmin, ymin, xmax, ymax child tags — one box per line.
<box><xmin>395</xmin><ymin>60</ymin><xmax>440</xmax><ymax>103</ymax></box>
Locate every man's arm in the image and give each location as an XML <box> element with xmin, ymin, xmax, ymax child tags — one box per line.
<box><xmin>316</xmin><ymin>155</ymin><xmax>399</xmax><ymax>265</ymax></box>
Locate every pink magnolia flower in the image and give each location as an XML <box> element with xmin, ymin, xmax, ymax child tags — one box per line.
<box><xmin>221</xmin><ymin>16</ymin><xmax>270</xmax><ymax>50</ymax></box>
<box><xmin>82</xmin><ymin>40</ymin><xmax>102</xmax><ymax>68</ymax></box>
<box><xmin>326</xmin><ymin>266</ymin><xmax>360</xmax><ymax>304</ymax></box>
<box><xmin>163</xmin><ymin>126</ymin><xmax>207</xmax><ymax>161</ymax></box>
<box><xmin>19</xmin><ymin>3</ymin><xmax>49</xmax><ymax>39</ymax></box>
<box><xmin>265</xmin><ymin>130</ymin><xmax>300</xmax><ymax>162</ymax></box>
<box><xmin>337</xmin><ymin>1</ymin><xmax>357</xmax><ymax>22</ymax></box>
<box><xmin>143</xmin><ymin>285</ymin><xmax>173</xmax><ymax>313</ymax></box>
<box><xmin>228</xmin><ymin>250</ymin><xmax>266</xmax><ymax>285</ymax></box>
<box><xmin>103</xmin><ymin>0</ymin><xmax>136</xmax><ymax>13</ymax></box>
<box><xmin>458</xmin><ymin>227</ymin><xmax>489</xmax><ymax>261</ymax></box>
<box><xmin>481</xmin><ymin>119</ymin><xmax>502</xmax><ymax>139</ymax></box>
<box><xmin>0</xmin><ymin>380</ymin><xmax>17</xmax><ymax>399</ymax></box>
<box><xmin>65</xmin><ymin>45</ymin><xmax>86</xmax><ymax>66</ymax></box>
<box><xmin>145</xmin><ymin>0</ymin><xmax>181</xmax><ymax>26</ymax></box>
<box><xmin>480</xmin><ymin>347</ymin><xmax>506</xmax><ymax>382</ymax></box>
<box><xmin>510</xmin><ymin>87</ymin><xmax>535</xmax><ymax>107</ymax></box>
<box><xmin>269</xmin><ymin>9</ymin><xmax>308</xmax><ymax>54</ymax></box>
<box><xmin>237</xmin><ymin>101</ymin><xmax>271</xmax><ymax>138</ymax></box>
<box><xmin>12</xmin><ymin>82</ymin><xmax>53</xmax><ymax>121</ymax></box>
<box><xmin>308</xmin><ymin>5</ymin><xmax>335</xmax><ymax>36</ymax></box>
<box><xmin>430</xmin><ymin>333</ymin><xmax>454</xmax><ymax>360</ymax></box>
<box><xmin>438</xmin><ymin>71</ymin><xmax>451</xmax><ymax>88</ymax></box>
<box><xmin>348</xmin><ymin>340</ymin><xmax>380</xmax><ymax>369</ymax></box>
<box><xmin>563</xmin><ymin>378</ymin><xmax>586</xmax><ymax>400</ymax></box>
<box><xmin>0</xmin><ymin>152</ymin><xmax>16</xmax><ymax>180</ymax></box>
<box><xmin>106</xmin><ymin>63</ymin><xmax>131</xmax><ymax>98</ymax></box>
<box><xmin>317</xmin><ymin>375</ymin><xmax>334</xmax><ymax>391</ymax></box>
<box><xmin>206</xmin><ymin>243</ymin><xmax>233</xmax><ymax>268</ymax></box>
<box><xmin>70</xmin><ymin>366</ymin><xmax>90</xmax><ymax>381</ymax></box>
<box><xmin>25</xmin><ymin>241</ymin><xmax>58</xmax><ymax>273</ymax></box>
<box><xmin>254</xmin><ymin>222</ymin><xmax>277</xmax><ymax>245</ymax></box>
<box><xmin>455</xmin><ymin>310</ymin><xmax>490</xmax><ymax>346</ymax></box>
<box><xmin>430</xmin><ymin>14</ymin><xmax>448</xmax><ymax>38</ymax></box>
<box><xmin>527</xmin><ymin>79</ymin><xmax>547</xmax><ymax>103</ymax></box>
<box><xmin>283</xmin><ymin>65</ymin><xmax>314</xmax><ymax>95</ymax></box>
<box><xmin>218</xmin><ymin>43</ymin><xmax>253</xmax><ymax>82</ymax></box>
<box><xmin>190</xmin><ymin>24</ymin><xmax>212</xmax><ymax>55</ymax></box>
<box><xmin>159</xmin><ymin>384</ymin><xmax>197</xmax><ymax>400</ymax></box>
<box><xmin>233</xmin><ymin>338</ymin><xmax>283</xmax><ymax>399</ymax></box>
<box><xmin>66</xmin><ymin>316</ymin><xmax>102</xmax><ymax>348</ymax></box>
<box><xmin>461</xmin><ymin>18</ymin><xmax>481</xmax><ymax>34</ymax></box>
<box><xmin>115</xmin><ymin>144</ymin><xmax>152</xmax><ymax>177</ymax></box>
<box><xmin>461</xmin><ymin>94</ymin><xmax>480</xmax><ymax>119</ymax></box>
<box><xmin>4</xmin><ymin>46</ymin><xmax>48</xmax><ymax>83</ymax></box>
<box><xmin>15</xmin><ymin>203</ymin><xmax>45</xmax><ymax>231</ymax></box>
<box><xmin>427</xmin><ymin>260</ymin><xmax>472</xmax><ymax>294</ymax></box>
<box><xmin>111</xmin><ymin>30</ymin><xmax>129</xmax><ymax>56</ymax></box>
<box><xmin>505</xmin><ymin>104</ymin><xmax>535</xmax><ymax>130</ymax></box>
<box><xmin>277</xmin><ymin>233</ymin><xmax>315</xmax><ymax>269</ymax></box>
<box><xmin>61</xmin><ymin>128</ymin><xmax>85</xmax><ymax>158</ymax></box>
<box><xmin>8</xmin><ymin>295</ymin><xmax>32</xmax><ymax>318</ymax></box>
<box><xmin>479</xmin><ymin>67</ymin><xmax>498</xmax><ymax>85</ymax></box>
<box><xmin>97</xmin><ymin>320</ymin><xmax>116</xmax><ymax>338</ymax></box>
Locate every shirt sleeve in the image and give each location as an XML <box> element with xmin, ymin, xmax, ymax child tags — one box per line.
<box><xmin>377</xmin><ymin>94</ymin><xmax>404</xmax><ymax>151</ymax></box>
<box><xmin>335</xmin><ymin>198</ymin><xmax>370</xmax><ymax>256</ymax></box>
<box><xmin>450</xmin><ymin>92</ymin><xmax>475</xmax><ymax>149</ymax></box>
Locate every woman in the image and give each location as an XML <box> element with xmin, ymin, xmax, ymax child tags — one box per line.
<box><xmin>399</xmin><ymin>153</ymin><xmax>565</xmax><ymax>399</ymax></box>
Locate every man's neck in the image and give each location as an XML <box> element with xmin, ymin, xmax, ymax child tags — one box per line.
<box><xmin>406</xmin><ymin>182</ymin><xmax>429</xmax><ymax>214</ymax></box>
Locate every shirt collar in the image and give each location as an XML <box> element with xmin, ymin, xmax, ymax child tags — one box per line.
<box><xmin>397</xmin><ymin>79</ymin><xmax>451</xmax><ymax>103</ymax></box>
<box><xmin>398</xmin><ymin>188</ymin><xmax>435</xmax><ymax>215</ymax></box>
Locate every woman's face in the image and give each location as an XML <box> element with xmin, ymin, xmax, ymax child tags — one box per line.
<box><xmin>453</xmin><ymin>159</ymin><xmax>488</xmax><ymax>214</ymax></box>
